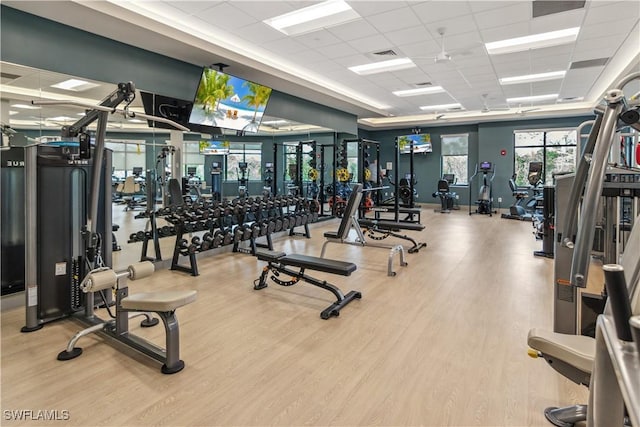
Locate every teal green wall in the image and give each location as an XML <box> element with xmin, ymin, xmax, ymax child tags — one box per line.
<box><xmin>361</xmin><ymin>115</ymin><xmax>593</xmax><ymax>207</ymax></box>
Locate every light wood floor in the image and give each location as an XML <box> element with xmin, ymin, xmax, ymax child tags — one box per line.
<box><xmin>1</xmin><ymin>205</ymin><xmax>588</xmax><ymax>426</ymax></box>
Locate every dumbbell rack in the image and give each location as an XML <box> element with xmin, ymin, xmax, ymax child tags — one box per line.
<box><xmin>161</xmin><ymin>195</ymin><xmax>319</xmax><ymax>276</ymax></box>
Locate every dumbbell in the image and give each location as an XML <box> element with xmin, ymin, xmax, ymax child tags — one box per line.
<box><xmin>177</xmin><ymin>239</ymin><xmax>190</xmax><ymax>255</ymax></box>
<box><xmin>274</xmin><ymin>218</ymin><xmax>283</xmax><ymax>232</ymax></box>
<box><xmin>233</xmin><ymin>227</ymin><xmax>244</xmax><ymax>243</ymax></box>
<box><xmin>242</xmin><ymin>226</ymin><xmax>253</xmax><ymax>241</ymax></box>
<box><xmin>294</xmin><ymin>214</ymin><xmax>303</xmax><ymax>227</ymax></box>
<box><xmin>251</xmin><ymin>223</ymin><xmax>261</xmax><ymax>238</ymax></box>
<box><xmin>281</xmin><ymin>216</ymin><xmax>290</xmax><ymax>230</ymax></box>
<box><xmin>267</xmin><ymin>220</ymin><xmax>276</xmax><ymax>234</ymax></box>
<box><xmin>212</xmin><ymin>230</ymin><xmax>224</xmax><ymax>248</ymax></box>
<box><xmin>222</xmin><ymin>230</ymin><xmax>233</xmax><ymax>246</ymax></box>
<box><xmin>200</xmin><ymin>232</ymin><xmax>213</xmax><ymax>251</ymax></box>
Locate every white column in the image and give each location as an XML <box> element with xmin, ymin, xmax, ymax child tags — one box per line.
<box><xmin>170</xmin><ymin>130</ymin><xmax>183</xmax><ymax>180</ymax></box>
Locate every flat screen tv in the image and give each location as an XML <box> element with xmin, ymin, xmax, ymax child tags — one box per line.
<box><xmin>199</xmin><ymin>139</ymin><xmax>229</xmax><ymax>155</ymax></box>
<box><xmin>189</xmin><ymin>68</ymin><xmax>273</xmax><ymax>134</ymax></box>
<box><xmin>398</xmin><ymin>134</ymin><xmax>432</xmax><ymax>154</ymax></box>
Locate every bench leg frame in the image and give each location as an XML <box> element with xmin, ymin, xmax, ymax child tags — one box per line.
<box><xmin>254</xmin><ymin>263</ymin><xmax>361</xmax><ymax>319</ymax></box>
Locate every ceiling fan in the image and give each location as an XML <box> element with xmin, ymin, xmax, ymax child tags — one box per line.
<box><xmin>417</xmin><ymin>27</ymin><xmax>478</xmax><ymax>64</ymax></box>
<box><xmin>480</xmin><ymin>93</ymin><xmax>510</xmax><ymax>113</ymax></box>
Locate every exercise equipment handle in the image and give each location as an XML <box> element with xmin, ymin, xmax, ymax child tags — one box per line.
<box><xmin>603</xmin><ymin>264</ymin><xmax>633</xmax><ymax>342</ymax></box>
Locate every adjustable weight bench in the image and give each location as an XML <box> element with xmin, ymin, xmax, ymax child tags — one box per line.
<box><xmin>254</xmin><ymin>250</ymin><xmax>361</xmax><ymax>319</ymax></box>
<box><xmin>58</xmin><ymin>262</ymin><xmax>197</xmax><ymax>374</ymax></box>
<box><xmin>357</xmin><ymin>219</ymin><xmax>426</xmax><ymax>254</ymax></box>
<box><xmin>321</xmin><ymin>183</ymin><xmax>408</xmax><ymax>276</ymax></box>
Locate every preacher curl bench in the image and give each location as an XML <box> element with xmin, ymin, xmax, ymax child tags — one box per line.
<box><xmin>58</xmin><ymin>262</ymin><xmax>197</xmax><ymax>374</ymax></box>
<box><xmin>254</xmin><ymin>250</ymin><xmax>361</xmax><ymax>319</ymax></box>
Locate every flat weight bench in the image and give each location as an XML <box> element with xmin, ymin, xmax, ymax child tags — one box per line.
<box><xmin>58</xmin><ymin>262</ymin><xmax>197</xmax><ymax>374</ymax></box>
<box><xmin>254</xmin><ymin>250</ymin><xmax>361</xmax><ymax>319</ymax></box>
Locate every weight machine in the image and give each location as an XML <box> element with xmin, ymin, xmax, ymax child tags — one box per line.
<box><xmin>20</xmin><ymin>81</ymin><xmax>190</xmax><ymax>342</ymax></box>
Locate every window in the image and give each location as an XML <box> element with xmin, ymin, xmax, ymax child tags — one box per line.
<box><xmin>441</xmin><ymin>134</ymin><xmax>468</xmax><ymax>185</ymax></box>
<box><xmin>183</xmin><ymin>141</ymin><xmax>205</xmax><ymax>178</ymax></box>
<box><xmin>226</xmin><ymin>143</ymin><xmax>262</xmax><ymax>181</ymax></box>
<box><xmin>514</xmin><ymin>129</ymin><xmax>577</xmax><ymax>185</ymax></box>
<box><xmin>105</xmin><ymin>140</ymin><xmax>145</xmax><ymax>178</ymax></box>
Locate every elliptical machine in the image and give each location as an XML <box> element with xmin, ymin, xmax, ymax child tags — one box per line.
<box><xmin>237</xmin><ymin>161</ymin><xmax>249</xmax><ymax>198</ymax></box>
<box><xmin>469</xmin><ymin>162</ymin><xmax>497</xmax><ymax>216</ymax></box>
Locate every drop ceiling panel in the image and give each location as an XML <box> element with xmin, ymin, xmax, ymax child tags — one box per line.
<box><xmin>384</xmin><ymin>25</ymin><xmax>430</xmax><ymax>47</ymax></box>
<box><xmin>468</xmin><ymin>1</ymin><xmax>521</xmax><ymax>13</ymax></box>
<box><xmin>165</xmin><ymin>1</ymin><xmax>222</xmax><ymax>15</ymax></box>
<box><xmin>295</xmin><ymin>30</ymin><xmax>344</xmax><ymax>48</ymax></box>
<box><xmin>237</xmin><ymin>22</ymin><xmax>286</xmax><ymax>44</ymax></box>
<box><xmin>480</xmin><ymin>22</ymin><xmax>532</xmax><ymax>43</ymax></box>
<box><xmin>425</xmin><ymin>15</ymin><xmax>478</xmax><ymax>37</ymax></box>
<box><xmin>264</xmin><ymin>37</ymin><xmax>309</xmax><ymax>54</ymax></box>
<box><xmin>347</xmin><ymin>34</ymin><xmax>395</xmax><ymax>54</ymax></box>
<box><xmin>349</xmin><ymin>1</ymin><xmax>409</xmax><ymax>17</ymax></box>
<box><xmin>560</xmin><ymin>67</ymin><xmax>605</xmax><ymax>98</ymax></box>
<box><xmin>333</xmin><ymin>54</ymin><xmax>372</xmax><ymax>67</ymax></box>
<box><xmin>583</xmin><ymin>2</ymin><xmax>640</xmax><ymax>25</ymax></box>
<box><xmin>473</xmin><ymin>3</ymin><xmax>531</xmax><ymax>30</ymax></box>
<box><xmin>365</xmin><ymin>6</ymin><xmax>423</xmax><ymax>33</ymax></box>
<box><xmin>411</xmin><ymin>1</ymin><xmax>472</xmax><ymax>24</ymax></box>
<box><xmin>313</xmin><ymin>42</ymin><xmax>361</xmax><ymax>59</ymax></box>
<box><xmin>326</xmin><ymin>19</ymin><xmax>380</xmax><ymax>42</ymax></box>
<box><xmin>570</xmin><ymin>48</ymin><xmax>614</xmax><ymax>63</ymax></box>
<box><xmin>228</xmin><ymin>1</ymin><xmax>296</xmax><ymax>21</ymax></box>
<box><xmin>578</xmin><ymin>18</ymin><xmax>640</xmax><ymax>41</ymax></box>
<box><xmin>397</xmin><ymin>39</ymin><xmax>443</xmax><ymax>57</ymax></box>
<box><xmin>197</xmin><ymin>3</ymin><xmax>258</xmax><ymax>30</ymax></box>
<box><xmin>574</xmin><ymin>34</ymin><xmax>630</xmax><ymax>55</ymax></box>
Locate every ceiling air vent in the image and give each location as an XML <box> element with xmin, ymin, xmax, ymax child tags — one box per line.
<box><xmin>414</xmin><ymin>82</ymin><xmax>432</xmax><ymax>87</ymax></box>
<box><xmin>1</xmin><ymin>72</ymin><xmax>21</xmax><ymax>81</ymax></box>
<box><xmin>532</xmin><ymin>1</ymin><xmax>585</xmax><ymax>18</ymax></box>
<box><xmin>570</xmin><ymin>58</ymin><xmax>609</xmax><ymax>69</ymax></box>
<box><xmin>372</xmin><ymin>49</ymin><xmax>397</xmax><ymax>56</ymax></box>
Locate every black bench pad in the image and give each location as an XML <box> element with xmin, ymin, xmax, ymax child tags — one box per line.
<box><xmin>323</xmin><ymin>231</ymin><xmax>341</xmax><ymax>239</ymax></box>
<box><xmin>398</xmin><ymin>207</ymin><xmax>421</xmax><ymax>213</ymax></box>
<box><xmin>256</xmin><ymin>250</ymin><xmax>286</xmax><ymax>262</ymax></box>
<box><xmin>282</xmin><ymin>254</ymin><xmax>356</xmax><ymax>276</ymax></box>
<box><xmin>359</xmin><ymin>219</ymin><xmax>425</xmax><ymax>232</ymax></box>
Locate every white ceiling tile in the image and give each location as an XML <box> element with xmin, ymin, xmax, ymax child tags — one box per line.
<box><xmin>349</xmin><ymin>1</ymin><xmax>410</xmax><ymax>17</ymax></box>
<box><xmin>166</xmin><ymin>1</ymin><xmax>223</xmax><ymax>14</ymax></box>
<box><xmin>468</xmin><ymin>1</ymin><xmax>521</xmax><ymax>13</ymax></box>
<box><xmin>397</xmin><ymin>39</ymin><xmax>443</xmax><ymax>57</ymax></box>
<box><xmin>570</xmin><ymin>47</ymin><xmax>616</xmax><ymax>63</ymax></box>
<box><xmin>237</xmin><ymin>22</ymin><xmax>286</xmax><ymax>44</ymax></box>
<box><xmin>574</xmin><ymin>34</ymin><xmax>630</xmax><ymax>55</ymax></box>
<box><xmin>265</xmin><ymin>37</ymin><xmax>308</xmax><ymax>54</ymax></box>
<box><xmin>333</xmin><ymin>54</ymin><xmax>373</xmax><ymax>67</ymax></box>
<box><xmin>314</xmin><ymin>43</ymin><xmax>360</xmax><ymax>60</ymax></box>
<box><xmin>578</xmin><ymin>17</ymin><xmax>640</xmax><ymax>41</ymax></box>
<box><xmin>197</xmin><ymin>3</ymin><xmax>258</xmax><ymax>30</ymax></box>
<box><xmin>425</xmin><ymin>15</ymin><xmax>478</xmax><ymax>37</ymax></box>
<box><xmin>229</xmin><ymin>1</ymin><xmax>297</xmax><ymax>21</ymax></box>
<box><xmin>531</xmin><ymin>80</ymin><xmax>563</xmax><ymax>93</ymax></box>
<box><xmin>480</xmin><ymin>22</ymin><xmax>531</xmax><ymax>43</ymax></box>
<box><xmin>365</xmin><ymin>6</ymin><xmax>423</xmax><ymax>33</ymax></box>
<box><xmin>294</xmin><ymin>30</ymin><xmax>343</xmax><ymax>48</ymax></box>
<box><xmin>412</xmin><ymin>1</ymin><xmax>472</xmax><ymax>24</ymax></box>
<box><xmin>348</xmin><ymin>34</ymin><xmax>395</xmax><ymax>54</ymax></box>
<box><xmin>474</xmin><ymin>3</ymin><xmax>531</xmax><ymax>30</ymax></box>
<box><xmin>327</xmin><ymin>19</ymin><xmax>379</xmax><ymax>42</ymax></box>
<box><xmin>583</xmin><ymin>1</ymin><xmax>640</xmax><ymax>25</ymax></box>
<box><xmin>559</xmin><ymin>67</ymin><xmax>605</xmax><ymax>98</ymax></box>
<box><xmin>384</xmin><ymin>25</ymin><xmax>430</xmax><ymax>47</ymax></box>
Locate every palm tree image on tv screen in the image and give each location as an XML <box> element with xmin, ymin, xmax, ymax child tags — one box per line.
<box><xmin>190</xmin><ymin>68</ymin><xmax>272</xmax><ymax>133</ymax></box>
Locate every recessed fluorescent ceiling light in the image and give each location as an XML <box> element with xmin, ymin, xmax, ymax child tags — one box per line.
<box><xmin>349</xmin><ymin>58</ymin><xmax>416</xmax><ymax>75</ymax></box>
<box><xmin>419</xmin><ymin>103</ymin><xmax>462</xmax><ymax>111</ymax></box>
<box><xmin>128</xmin><ymin>119</ymin><xmax>145</xmax><ymax>123</ymax></box>
<box><xmin>9</xmin><ymin>111</ymin><xmax>19</xmax><ymax>116</ymax></box>
<box><xmin>264</xmin><ymin>0</ymin><xmax>360</xmax><ymax>36</ymax></box>
<box><xmin>499</xmin><ymin>70</ymin><xmax>566</xmax><ymax>85</ymax></box>
<box><xmin>12</xmin><ymin>103</ymin><xmax>40</xmax><ymax>109</ymax></box>
<box><xmin>506</xmin><ymin>94</ymin><xmax>558</xmax><ymax>103</ymax></box>
<box><xmin>485</xmin><ymin>27</ymin><xmax>580</xmax><ymax>55</ymax></box>
<box><xmin>51</xmin><ymin>78</ymin><xmax>100</xmax><ymax>91</ymax></box>
<box><xmin>392</xmin><ymin>86</ymin><xmax>445</xmax><ymax>97</ymax></box>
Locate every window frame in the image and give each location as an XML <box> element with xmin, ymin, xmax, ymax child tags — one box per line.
<box><xmin>513</xmin><ymin>128</ymin><xmax>577</xmax><ymax>185</ymax></box>
<box><xmin>441</xmin><ymin>133</ymin><xmax>469</xmax><ymax>185</ymax></box>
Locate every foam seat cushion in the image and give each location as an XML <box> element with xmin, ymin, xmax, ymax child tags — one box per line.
<box><xmin>121</xmin><ymin>290</ymin><xmax>197</xmax><ymax>312</ymax></box>
<box><xmin>527</xmin><ymin>328</ymin><xmax>595</xmax><ymax>373</ymax></box>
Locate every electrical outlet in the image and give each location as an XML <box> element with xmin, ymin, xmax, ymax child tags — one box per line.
<box><xmin>498</xmin><ymin>197</ymin><xmax>502</xmax><ymax>203</ymax></box>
